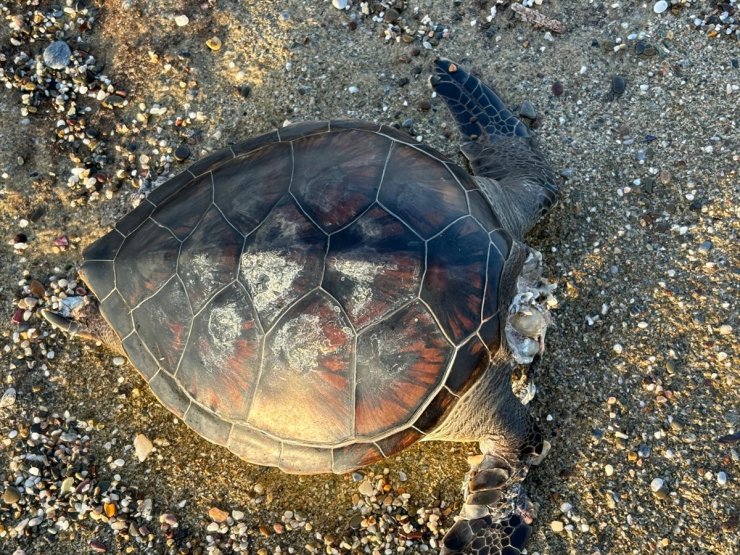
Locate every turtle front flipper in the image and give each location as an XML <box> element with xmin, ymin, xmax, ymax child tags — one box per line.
<box><xmin>430</xmin><ymin>58</ymin><xmax>558</xmax><ymax>238</ymax></box>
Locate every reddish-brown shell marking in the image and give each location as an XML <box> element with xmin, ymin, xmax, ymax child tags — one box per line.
<box><xmin>80</xmin><ymin>120</ymin><xmax>512</xmax><ymax>474</ymax></box>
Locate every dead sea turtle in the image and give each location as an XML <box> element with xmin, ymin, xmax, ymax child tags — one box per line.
<box><xmin>43</xmin><ymin>59</ymin><xmax>559</xmax><ymax>554</ymax></box>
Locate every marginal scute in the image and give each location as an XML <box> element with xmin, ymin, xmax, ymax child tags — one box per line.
<box><xmin>131</xmin><ymin>277</ymin><xmax>191</xmax><ymax>371</ymax></box>
<box><xmin>375</xmin><ymin>428</ymin><xmax>422</xmax><ymax>458</ymax></box>
<box><xmin>114</xmin><ymin>219</ymin><xmax>180</xmax><ymax>307</ymax></box>
<box><xmin>483</xmin><ymin>239</ymin><xmax>507</xmax><ymax>321</ymax></box>
<box><xmin>151</xmin><ymin>172</ymin><xmax>213</xmax><ymax>240</ymax></box>
<box><xmin>99</xmin><ymin>290</ymin><xmax>133</xmax><ymax>340</ymax></box>
<box><xmin>177</xmin><ymin>282</ymin><xmax>262</xmax><ymax>422</ymax></box>
<box><xmin>213</xmin><ymin>143</ymin><xmax>292</xmax><ymax>235</ymax></box>
<box><xmin>239</xmin><ymin>197</ymin><xmax>326</xmax><ymax>329</ymax></box>
<box><xmin>291</xmin><ymin>130</ymin><xmax>389</xmax><ymax>233</ymax></box>
<box><xmin>149</xmin><ymin>371</ymin><xmax>191</xmax><ymax>418</ymax></box>
<box><xmin>122</xmin><ymin>333</ymin><xmax>160</xmax><ymax>381</ymax></box>
<box><xmin>279</xmin><ymin>443</ymin><xmax>332</xmax><ymax>474</ymax></box>
<box><xmin>249</xmin><ymin>290</ymin><xmax>354</xmax><ymax>444</ymax></box>
<box><xmin>278</xmin><ymin>120</ymin><xmax>330</xmax><ymax>142</ymax></box>
<box><xmin>414</xmin><ymin>387</ymin><xmax>457</xmax><ymax>432</ymax></box>
<box><xmin>115</xmin><ymin>199</ymin><xmax>154</xmax><ymax>236</ymax></box>
<box><xmin>147</xmin><ymin>169</ymin><xmax>194</xmax><ymax>206</ymax></box>
<box><xmin>80</xmin><ymin>260</ymin><xmax>114</xmax><ymax>300</ymax></box>
<box><xmin>446</xmin><ymin>335</ymin><xmax>490</xmax><ymax>395</ymax></box>
<box><xmin>83</xmin><ymin>229</ymin><xmax>124</xmax><ymax>261</ymax></box>
<box><xmin>378</xmin><ymin>143</ymin><xmax>468</xmax><ymax>239</ymax></box>
<box><xmin>178</xmin><ymin>205</ymin><xmax>243</xmax><ymax>312</ymax></box>
<box><xmin>184</xmin><ymin>403</ymin><xmax>232</xmax><ymax>446</ymax></box>
<box><xmin>228</xmin><ymin>426</ymin><xmax>281</xmax><ymax>467</ymax></box>
<box><xmin>323</xmin><ymin>205</ymin><xmax>424</xmax><ymax>329</ymax></box>
<box><xmin>188</xmin><ymin>146</ymin><xmax>234</xmax><ymax>177</ymax></box>
<box><xmin>479</xmin><ymin>315</ymin><xmax>503</xmax><ymax>352</ymax></box>
<box><xmin>355</xmin><ymin>301</ymin><xmax>453</xmax><ymax>438</ymax></box>
<box><xmin>468</xmin><ymin>189</ymin><xmax>501</xmax><ymax>230</ymax></box>
<box><xmin>422</xmin><ymin>217</ymin><xmax>490</xmax><ymax>344</ymax></box>
<box><xmin>332</xmin><ymin>443</ymin><xmax>384</xmax><ymax>474</ymax></box>
<box><xmin>231</xmin><ymin>130</ymin><xmax>279</xmax><ymax>157</ymax></box>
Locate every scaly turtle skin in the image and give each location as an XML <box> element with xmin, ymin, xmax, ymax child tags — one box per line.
<box><xmin>44</xmin><ymin>59</ymin><xmax>559</xmax><ymax>555</ymax></box>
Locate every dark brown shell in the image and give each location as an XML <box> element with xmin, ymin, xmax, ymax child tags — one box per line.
<box><xmin>81</xmin><ymin>120</ymin><xmax>512</xmax><ymax>473</ymax></box>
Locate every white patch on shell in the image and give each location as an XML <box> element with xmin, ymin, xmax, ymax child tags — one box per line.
<box><xmin>331</xmin><ymin>255</ymin><xmax>398</xmax><ymax>321</ymax></box>
<box><xmin>202</xmin><ymin>302</ymin><xmax>241</xmax><ymax>374</ymax></box>
<box><xmin>183</xmin><ymin>252</ymin><xmax>216</xmax><ymax>293</ymax></box>
<box><xmin>240</xmin><ymin>250</ymin><xmax>301</xmax><ymax>315</ymax></box>
<box><xmin>270</xmin><ymin>313</ymin><xmax>341</xmax><ymax>376</ymax></box>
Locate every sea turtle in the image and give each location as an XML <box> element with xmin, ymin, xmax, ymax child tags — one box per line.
<box><xmin>43</xmin><ymin>59</ymin><xmax>559</xmax><ymax>554</ymax></box>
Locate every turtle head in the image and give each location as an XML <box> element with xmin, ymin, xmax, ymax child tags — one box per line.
<box><xmin>41</xmin><ymin>297</ymin><xmax>123</xmax><ymax>355</ymax></box>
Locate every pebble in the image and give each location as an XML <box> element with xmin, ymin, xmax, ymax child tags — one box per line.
<box><xmin>208</xmin><ymin>507</ymin><xmax>229</xmax><ymax>523</ymax></box>
<box><xmin>518</xmin><ymin>101</ymin><xmax>537</xmax><ymax>120</ymax></box>
<box><xmin>0</xmin><ymin>387</ymin><xmax>17</xmax><ymax>408</ymax></box>
<box><xmin>650</xmin><ymin>477</ymin><xmax>664</xmax><ymax>492</ymax></box>
<box><xmin>605</xmin><ymin>464</ymin><xmax>614</xmax><ymax>476</ymax></box>
<box><xmin>174</xmin><ymin>144</ymin><xmax>191</xmax><ymax>162</ymax></box>
<box><xmin>206</xmin><ymin>37</ymin><xmax>222</xmax><ymax>51</ymax></box>
<box><xmin>134</xmin><ymin>433</ymin><xmax>154</xmax><ymax>461</ymax></box>
<box><xmin>613</xmin><ymin>344</ymin><xmax>623</xmax><ymax>354</ymax></box>
<box><xmin>717</xmin><ymin>472</ymin><xmax>728</xmax><ymax>486</ymax></box>
<box><xmin>112</xmin><ymin>356</ymin><xmax>126</xmax><ymax>366</ymax></box>
<box><xmin>89</xmin><ymin>540</ymin><xmax>107</xmax><ymax>553</ymax></box>
<box><xmin>43</xmin><ymin>41</ymin><xmax>72</xmax><ymax>70</ymax></box>
<box><xmin>358</xmin><ymin>480</ymin><xmax>374</xmax><ymax>497</ymax></box>
<box><xmin>551</xmin><ymin>81</ymin><xmax>564</xmax><ymax>97</ymax></box>
<box><xmin>653</xmin><ymin>1</ymin><xmax>668</xmax><ymax>14</ymax></box>
<box><xmin>332</xmin><ymin>0</ymin><xmax>349</xmax><ymax>9</ymax></box>
<box><xmin>174</xmin><ymin>15</ymin><xmax>189</xmax><ymax>26</ymax></box>
<box><xmin>551</xmin><ymin>520</ymin><xmax>564</xmax><ymax>532</ymax></box>
<box><xmin>3</xmin><ymin>486</ymin><xmax>22</xmax><ymax>504</ymax></box>
<box><xmin>611</xmin><ymin>75</ymin><xmax>627</xmax><ymax>97</ymax></box>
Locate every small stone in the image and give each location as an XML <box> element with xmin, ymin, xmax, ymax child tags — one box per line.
<box><xmin>3</xmin><ymin>486</ymin><xmax>21</xmax><ymax>504</ymax></box>
<box><xmin>351</xmin><ymin>472</ymin><xmax>364</xmax><ymax>482</ymax></box>
<box><xmin>518</xmin><ymin>101</ymin><xmax>537</xmax><ymax>120</ymax></box>
<box><xmin>112</xmin><ymin>357</ymin><xmax>126</xmax><ymax>366</ymax></box>
<box><xmin>60</xmin><ymin>477</ymin><xmax>75</xmax><ymax>496</ymax></box>
<box><xmin>43</xmin><ymin>41</ymin><xmax>72</xmax><ymax>70</ymax></box>
<box><xmin>384</xmin><ymin>8</ymin><xmax>400</xmax><ymax>23</ymax></box>
<box><xmin>560</xmin><ymin>502</ymin><xmax>572</xmax><ymax>513</ymax></box>
<box><xmin>174</xmin><ymin>144</ymin><xmax>191</xmax><ymax>162</ymax></box>
<box><xmin>332</xmin><ymin>0</ymin><xmax>348</xmax><ymax>9</ymax></box>
<box><xmin>208</xmin><ymin>507</ymin><xmax>229</xmax><ymax>523</ymax></box>
<box><xmin>273</xmin><ymin>523</ymin><xmax>285</xmax><ymax>534</ymax></box>
<box><xmin>0</xmin><ymin>388</ymin><xmax>17</xmax><ymax>408</ymax></box>
<box><xmin>358</xmin><ymin>480</ymin><xmax>374</xmax><ymax>497</ymax></box>
<box><xmin>551</xmin><ymin>81</ymin><xmax>564</xmax><ymax>97</ymax></box>
<box><xmin>398</xmin><ymin>471</ymin><xmax>408</xmax><ymax>482</ymax></box>
<box><xmin>90</xmin><ymin>540</ymin><xmax>107</xmax><ymax>553</ymax></box>
<box><xmin>232</xmin><ymin>510</ymin><xmax>245</xmax><ymax>521</ymax></box>
<box><xmin>104</xmin><ymin>502</ymin><xmax>117</xmax><ymax>517</ymax></box>
<box><xmin>134</xmin><ymin>434</ymin><xmax>154</xmax><ymax>462</ymax></box>
<box><xmin>613</xmin><ymin>344</ymin><xmax>623</xmax><ymax>354</ymax></box>
<box><xmin>611</xmin><ymin>75</ymin><xmax>627</xmax><ymax>97</ymax></box>
<box><xmin>551</xmin><ymin>520</ymin><xmax>564</xmax><ymax>532</ymax></box>
<box><xmin>718</xmin><ymin>325</ymin><xmax>732</xmax><ymax>336</ymax></box>
<box><xmin>650</xmin><ymin>477</ymin><xmax>664</xmax><ymax>492</ymax></box>
<box><xmin>174</xmin><ymin>15</ymin><xmax>189</xmax><ymax>26</ymax></box>
<box><xmin>653</xmin><ymin>1</ymin><xmax>668</xmax><ymax>14</ymax></box>
<box><xmin>605</xmin><ymin>464</ymin><xmax>614</xmax><ymax>476</ymax></box>
<box><xmin>206</xmin><ymin>37</ymin><xmax>222</xmax><ymax>51</ymax></box>
<box><xmin>717</xmin><ymin>472</ymin><xmax>728</xmax><ymax>486</ymax></box>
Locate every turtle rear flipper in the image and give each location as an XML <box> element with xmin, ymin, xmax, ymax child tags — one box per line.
<box><xmin>441</xmin><ymin>439</ymin><xmax>547</xmax><ymax>555</ymax></box>
<box><xmin>431</xmin><ymin>58</ymin><xmax>558</xmax><ymax>238</ymax></box>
